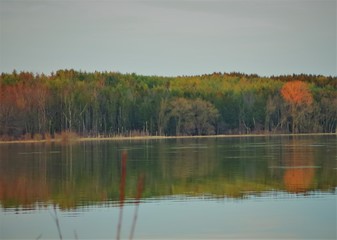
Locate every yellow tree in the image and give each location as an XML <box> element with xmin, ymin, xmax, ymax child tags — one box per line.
<box><xmin>280</xmin><ymin>81</ymin><xmax>313</xmax><ymax>133</ymax></box>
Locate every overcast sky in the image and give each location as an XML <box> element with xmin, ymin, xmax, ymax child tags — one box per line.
<box><xmin>0</xmin><ymin>0</ymin><xmax>336</xmax><ymax>76</ymax></box>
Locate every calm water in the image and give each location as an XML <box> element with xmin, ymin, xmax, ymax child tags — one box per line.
<box><xmin>0</xmin><ymin>135</ymin><xmax>336</xmax><ymax>239</ymax></box>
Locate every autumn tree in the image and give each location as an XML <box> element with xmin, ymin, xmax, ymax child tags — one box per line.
<box><xmin>157</xmin><ymin>97</ymin><xmax>171</xmax><ymax>136</ymax></box>
<box><xmin>0</xmin><ymin>85</ymin><xmax>20</xmax><ymax>137</ymax></box>
<box><xmin>34</xmin><ymin>83</ymin><xmax>49</xmax><ymax>135</ymax></box>
<box><xmin>313</xmin><ymin>90</ymin><xmax>337</xmax><ymax>133</ymax></box>
<box><xmin>238</xmin><ymin>91</ymin><xmax>266</xmax><ymax>133</ymax></box>
<box><xmin>265</xmin><ymin>94</ymin><xmax>279</xmax><ymax>132</ymax></box>
<box><xmin>169</xmin><ymin>98</ymin><xmax>219</xmax><ymax>135</ymax></box>
<box><xmin>280</xmin><ymin>81</ymin><xmax>313</xmax><ymax>133</ymax></box>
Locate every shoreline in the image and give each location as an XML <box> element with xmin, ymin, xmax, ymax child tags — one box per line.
<box><xmin>0</xmin><ymin>132</ymin><xmax>335</xmax><ymax>144</ymax></box>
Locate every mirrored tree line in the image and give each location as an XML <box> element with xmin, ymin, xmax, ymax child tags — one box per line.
<box><xmin>0</xmin><ymin>70</ymin><xmax>336</xmax><ymax>139</ymax></box>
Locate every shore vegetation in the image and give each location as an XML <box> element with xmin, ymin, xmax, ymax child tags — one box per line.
<box><xmin>1</xmin><ymin>70</ymin><xmax>336</xmax><ymax>141</ymax></box>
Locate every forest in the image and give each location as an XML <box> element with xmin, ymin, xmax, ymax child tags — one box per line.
<box><xmin>0</xmin><ymin>70</ymin><xmax>336</xmax><ymax>140</ymax></box>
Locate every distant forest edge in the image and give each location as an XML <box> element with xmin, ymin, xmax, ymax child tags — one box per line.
<box><xmin>0</xmin><ymin>70</ymin><xmax>336</xmax><ymax>140</ymax></box>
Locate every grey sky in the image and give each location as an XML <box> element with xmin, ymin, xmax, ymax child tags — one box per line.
<box><xmin>0</xmin><ymin>0</ymin><xmax>336</xmax><ymax>76</ymax></box>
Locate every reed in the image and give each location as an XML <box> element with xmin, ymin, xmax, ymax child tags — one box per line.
<box><xmin>50</xmin><ymin>205</ymin><xmax>63</xmax><ymax>240</ymax></box>
<box><xmin>45</xmin><ymin>133</ymin><xmax>52</xmax><ymax>142</ymax></box>
<box><xmin>116</xmin><ymin>151</ymin><xmax>145</xmax><ymax>240</ymax></box>
<box><xmin>116</xmin><ymin>151</ymin><xmax>127</xmax><ymax>240</ymax></box>
<box><xmin>60</xmin><ymin>131</ymin><xmax>79</xmax><ymax>143</ymax></box>
<box><xmin>129</xmin><ymin>174</ymin><xmax>145</xmax><ymax>240</ymax></box>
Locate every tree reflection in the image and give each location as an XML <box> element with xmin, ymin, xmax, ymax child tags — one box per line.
<box><xmin>0</xmin><ymin>175</ymin><xmax>49</xmax><ymax>208</ymax></box>
<box><xmin>282</xmin><ymin>139</ymin><xmax>315</xmax><ymax>193</ymax></box>
<box><xmin>0</xmin><ymin>138</ymin><xmax>335</xmax><ymax>211</ymax></box>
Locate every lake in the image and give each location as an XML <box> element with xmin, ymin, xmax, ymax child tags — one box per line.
<box><xmin>0</xmin><ymin>135</ymin><xmax>336</xmax><ymax>239</ymax></box>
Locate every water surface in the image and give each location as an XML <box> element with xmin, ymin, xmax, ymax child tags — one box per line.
<box><xmin>0</xmin><ymin>135</ymin><xmax>336</xmax><ymax>239</ymax></box>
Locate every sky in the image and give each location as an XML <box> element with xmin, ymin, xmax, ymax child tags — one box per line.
<box><xmin>0</xmin><ymin>0</ymin><xmax>336</xmax><ymax>77</ymax></box>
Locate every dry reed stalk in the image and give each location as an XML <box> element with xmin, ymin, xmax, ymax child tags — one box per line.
<box><xmin>129</xmin><ymin>174</ymin><xmax>145</xmax><ymax>240</ymax></box>
<box><xmin>50</xmin><ymin>205</ymin><xmax>63</xmax><ymax>240</ymax></box>
<box><xmin>116</xmin><ymin>151</ymin><xmax>127</xmax><ymax>240</ymax></box>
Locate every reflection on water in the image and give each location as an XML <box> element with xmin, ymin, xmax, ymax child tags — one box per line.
<box><xmin>0</xmin><ymin>136</ymin><xmax>336</xmax><ymax>209</ymax></box>
<box><xmin>0</xmin><ymin>136</ymin><xmax>336</xmax><ymax>238</ymax></box>
<box><xmin>282</xmin><ymin>139</ymin><xmax>316</xmax><ymax>193</ymax></box>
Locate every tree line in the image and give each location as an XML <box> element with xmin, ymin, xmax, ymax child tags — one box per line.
<box><xmin>0</xmin><ymin>70</ymin><xmax>336</xmax><ymax>140</ymax></box>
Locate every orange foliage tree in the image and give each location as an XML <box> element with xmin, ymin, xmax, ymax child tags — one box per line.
<box><xmin>280</xmin><ymin>81</ymin><xmax>313</xmax><ymax>133</ymax></box>
<box><xmin>281</xmin><ymin>80</ymin><xmax>313</xmax><ymax>106</ymax></box>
